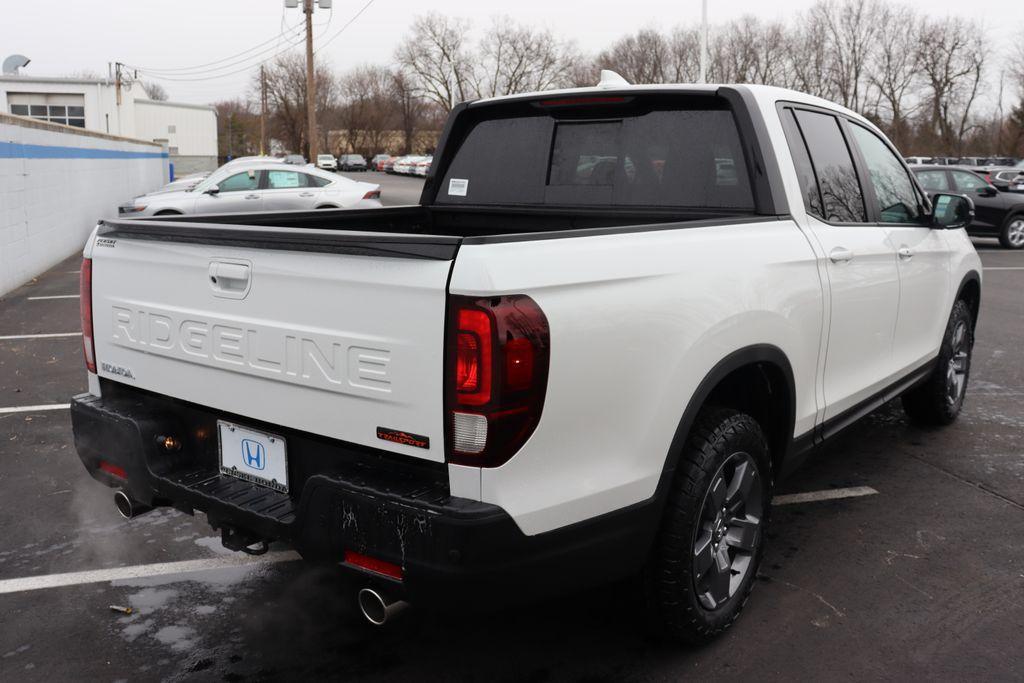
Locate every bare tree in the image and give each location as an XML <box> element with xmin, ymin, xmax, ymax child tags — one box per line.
<box><xmin>479</xmin><ymin>17</ymin><xmax>578</xmax><ymax>96</ymax></box>
<box><xmin>811</xmin><ymin>0</ymin><xmax>880</xmax><ymax>111</ymax></box>
<box><xmin>336</xmin><ymin>64</ymin><xmax>399</xmax><ymax>156</ymax></box>
<box><xmin>596</xmin><ymin>28</ymin><xmax>670</xmax><ymax>83</ymax></box>
<box><xmin>866</xmin><ymin>4</ymin><xmax>920</xmax><ymax>149</ymax></box>
<box><xmin>710</xmin><ymin>17</ymin><xmax>790</xmax><ymax>85</ymax></box>
<box><xmin>213</xmin><ymin>100</ymin><xmax>259</xmax><ymax>160</ymax></box>
<box><xmin>666</xmin><ymin>27</ymin><xmax>701</xmax><ymax>83</ymax></box>
<box><xmin>786</xmin><ymin>9</ymin><xmax>836</xmax><ymax>98</ymax></box>
<box><xmin>916</xmin><ymin>16</ymin><xmax>986</xmax><ymax>154</ymax></box>
<box><xmin>141</xmin><ymin>81</ymin><xmax>169</xmax><ymax>101</ymax></box>
<box><xmin>258</xmin><ymin>51</ymin><xmax>337</xmax><ymax>157</ymax></box>
<box><xmin>396</xmin><ymin>13</ymin><xmax>477</xmax><ymax>111</ymax></box>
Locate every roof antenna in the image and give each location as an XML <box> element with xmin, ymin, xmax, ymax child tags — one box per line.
<box><xmin>597</xmin><ymin>69</ymin><xmax>630</xmax><ymax>88</ymax></box>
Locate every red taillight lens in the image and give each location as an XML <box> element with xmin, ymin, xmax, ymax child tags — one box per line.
<box><xmin>455</xmin><ymin>308</ymin><xmax>492</xmax><ymax>405</ymax></box>
<box><xmin>445</xmin><ymin>295</ymin><xmax>550</xmax><ymax>467</ymax></box>
<box><xmin>80</xmin><ymin>257</ymin><xmax>96</xmax><ymax>373</ymax></box>
<box><xmin>363</xmin><ymin>190</ymin><xmax>381</xmax><ymax>199</ymax></box>
<box><xmin>343</xmin><ymin>550</ymin><xmax>403</xmax><ymax>580</ymax></box>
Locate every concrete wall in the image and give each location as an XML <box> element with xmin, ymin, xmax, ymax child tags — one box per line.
<box><xmin>0</xmin><ymin>113</ymin><xmax>166</xmax><ymax>296</ymax></box>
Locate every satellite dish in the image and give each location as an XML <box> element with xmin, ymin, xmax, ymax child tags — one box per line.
<box><xmin>597</xmin><ymin>70</ymin><xmax>630</xmax><ymax>88</ymax></box>
<box><xmin>2</xmin><ymin>54</ymin><xmax>31</xmax><ymax>75</ymax></box>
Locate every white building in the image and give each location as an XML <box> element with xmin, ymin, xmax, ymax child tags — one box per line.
<box><xmin>0</xmin><ymin>71</ymin><xmax>218</xmax><ymax>175</ymax></box>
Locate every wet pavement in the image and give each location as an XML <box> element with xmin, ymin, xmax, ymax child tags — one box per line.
<box><xmin>0</xmin><ymin>240</ymin><xmax>1021</xmax><ymax>682</ymax></box>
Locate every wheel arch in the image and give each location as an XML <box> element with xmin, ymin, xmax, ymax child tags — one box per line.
<box><xmin>153</xmin><ymin>209</ymin><xmax>183</xmax><ymax>216</ymax></box>
<box><xmin>657</xmin><ymin>344</ymin><xmax>797</xmax><ymax>500</ymax></box>
<box><xmin>955</xmin><ymin>270</ymin><xmax>982</xmax><ymax>331</ymax></box>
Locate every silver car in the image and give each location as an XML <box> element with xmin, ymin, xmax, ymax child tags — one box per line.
<box><xmin>119</xmin><ymin>164</ymin><xmax>382</xmax><ymax>217</ymax></box>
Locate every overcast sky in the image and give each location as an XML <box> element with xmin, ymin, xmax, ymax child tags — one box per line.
<box><xmin>2</xmin><ymin>0</ymin><xmax>1018</xmax><ymax>105</ymax></box>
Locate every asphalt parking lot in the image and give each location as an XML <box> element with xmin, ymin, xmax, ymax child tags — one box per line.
<box><xmin>0</xmin><ymin>208</ymin><xmax>1021</xmax><ymax>680</ymax></box>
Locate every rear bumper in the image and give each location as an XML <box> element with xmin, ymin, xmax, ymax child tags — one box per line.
<box><xmin>70</xmin><ymin>385</ymin><xmax>660</xmax><ymax>605</ymax></box>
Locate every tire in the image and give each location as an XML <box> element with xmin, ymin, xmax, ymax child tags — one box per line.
<box><xmin>999</xmin><ymin>215</ymin><xmax>1024</xmax><ymax>249</ymax></box>
<box><xmin>901</xmin><ymin>300</ymin><xmax>974</xmax><ymax>425</ymax></box>
<box><xmin>646</xmin><ymin>407</ymin><xmax>772</xmax><ymax>644</ymax></box>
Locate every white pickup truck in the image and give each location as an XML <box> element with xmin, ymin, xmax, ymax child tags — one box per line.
<box><xmin>72</xmin><ymin>78</ymin><xmax>982</xmax><ymax>642</ymax></box>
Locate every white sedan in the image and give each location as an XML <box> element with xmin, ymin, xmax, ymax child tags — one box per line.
<box><xmin>119</xmin><ymin>164</ymin><xmax>382</xmax><ymax>217</ymax></box>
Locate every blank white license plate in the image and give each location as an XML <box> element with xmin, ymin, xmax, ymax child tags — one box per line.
<box><xmin>218</xmin><ymin>420</ymin><xmax>289</xmax><ymax>493</ymax></box>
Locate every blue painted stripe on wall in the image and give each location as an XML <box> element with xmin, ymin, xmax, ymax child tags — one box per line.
<box><xmin>0</xmin><ymin>141</ymin><xmax>168</xmax><ymax>160</ymax></box>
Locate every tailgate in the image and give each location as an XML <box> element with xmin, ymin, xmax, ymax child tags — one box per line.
<box><xmin>89</xmin><ymin>221</ymin><xmax>459</xmax><ymax>462</ymax></box>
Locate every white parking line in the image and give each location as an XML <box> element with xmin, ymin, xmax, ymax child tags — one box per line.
<box><xmin>773</xmin><ymin>486</ymin><xmax>878</xmax><ymax>506</ymax></box>
<box><xmin>0</xmin><ymin>552</ymin><xmax>301</xmax><ymax>595</ymax></box>
<box><xmin>0</xmin><ymin>403</ymin><xmax>71</xmax><ymax>415</ymax></box>
<box><xmin>0</xmin><ymin>332</ymin><xmax>81</xmax><ymax>341</ymax></box>
<box><xmin>27</xmin><ymin>294</ymin><xmax>78</xmax><ymax>300</ymax></box>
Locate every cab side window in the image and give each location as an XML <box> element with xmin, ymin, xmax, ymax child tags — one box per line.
<box><xmin>793</xmin><ymin>110</ymin><xmax>867</xmax><ymax>223</ymax></box>
<box><xmin>848</xmin><ymin>124</ymin><xmax>922</xmax><ymax>224</ymax></box>
<box><xmin>779</xmin><ymin>108</ymin><xmax>825</xmax><ymax>219</ymax></box>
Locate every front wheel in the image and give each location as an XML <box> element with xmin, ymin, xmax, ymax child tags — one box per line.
<box><xmin>901</xmin><ymin>299</ymin><xmax>974</xmax><ymax>425</ymax></box>
<box><xmin>999</xmin><ymin>215</ymin><xmax>1024</xmax><ymax>249</ymax></box>
<box><xmin>646</xmin><ymin>408</ymin><xmax>771</xmax><ymax>644</ymax></box>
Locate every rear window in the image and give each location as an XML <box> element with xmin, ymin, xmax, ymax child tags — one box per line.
<box><xmin>437</xmin><ymin>99</ymin><xmax>754</xmax><ymax>209</ymax></box>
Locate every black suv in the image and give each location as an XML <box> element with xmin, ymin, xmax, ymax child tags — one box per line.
<box><xmin>913</xmin><ymin>165</ymin><xmax>1024</xmax><ymax>249</ymax></box>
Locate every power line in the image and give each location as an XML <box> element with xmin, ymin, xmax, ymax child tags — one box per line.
<box><xmin>314</xmin><ymin>0</ymin><xmax>378</xmax><ymax>55</ymax></box>
<box><xmin>132</xmin><ymin>10</ymin><xmax>334</xmax><ymax>83</ymax></box>
<box><xmin>125</xmin><ymin>23</ymin><xmax>304</xmax><ymax>75</ymax></box>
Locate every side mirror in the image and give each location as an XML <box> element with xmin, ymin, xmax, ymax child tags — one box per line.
<box><xmin>977</xmin><ymin>185</ymin><xmax>997</xmax><ymax>197</ymax></box>
<box><xmin>930</xmin><ymin>192</ymin><xmax>973</xmax><ymax>230</ymax></box>
<box><xmin>204</xmin><ymin>185</ymin><xmax>220</xmax><ymax>195</ymax></box>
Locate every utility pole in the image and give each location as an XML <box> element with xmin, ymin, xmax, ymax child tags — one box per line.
<box><xmin>698</xmin><ymin>0</ymin><xmax>708</xmax><ymax>84</ymax></box>
<box><xmin>303</xmin><ymin>0</ymin><xmax>318</xmax><ymax>160</ymax></box>
<box><xmin>260</xmin><ymin>64</ymin><xmax>269</xmax><ymax>156</ymax></box>
<box><xmin>286</xmin><ymin>0</ymin><xmax>329</xmax><ymax>160</ymax></box>
<box><xmin>115</xmin><ymin>61</ymin><xmax>123</xmax><ymax>106</ymax></box>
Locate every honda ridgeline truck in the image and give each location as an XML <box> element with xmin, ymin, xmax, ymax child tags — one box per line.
<box><xmin>71</xmin><ymin>75</ymin><xmax>982</xmax><ymax>642</ymax></box>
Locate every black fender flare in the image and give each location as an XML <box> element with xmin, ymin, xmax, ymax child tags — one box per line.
<box><xmin>652</xmin><ymin>343</ymin><xmax>797</xmax><ymax>505</ymax></box>
<box><xmin>954</xmin><ymin>270</ymin><xmax>982</xmax><ymax>330</ymax></box>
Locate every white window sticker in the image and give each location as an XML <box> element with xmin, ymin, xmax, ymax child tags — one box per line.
<box><xmin>448</xmin><ymin>178</ymin><xmax>469</xmax><ymax>197</ymax></box>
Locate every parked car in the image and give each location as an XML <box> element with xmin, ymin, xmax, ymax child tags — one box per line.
<box><xmin>382</xmin><ymin>156</ymin><xmax>400</xmax><ymax>173</ymax></box>
<box><xmin>393</xmin><ymin>155</ymin><xmax>425</xmax><ymax>175</ymax></box>
<box><xmin>913</xmin><ymin>164</ymin><xmax>1024</xmax><ymax>248</ymax></box>
<box><xmin>339</xmin><ymin>154</ymin><xmax>368</xmax><ymax>172</ymax></box>
<box><xmin>282</xmin><ymin>154</ymin><xmax>306</xmax><ymax>165</ymax></box>
<box><xmin>151</xmin><ymin>172</ymin><xmax>210</xmax><ymax>194</ymax></box>
<box><xmin>370</xmin><ymin>154</ymin><xmax>391</xmax><ymax>171</ymax></box>
<box><xmin>412</xmin><ymin>156</ymin><xmax>433</xmax><ymax>177</ymax></box>
<box><xmin>317</xmin><ymin>154</ymin><xmax>338</xmax><ymax>172</ymax></box>
<box><xmin>991</xmin><ymin>169</ymin><xmax>1024</xmax><ymax>191</ymax></box>
<box><xmin>904</xmin><ymin>156</ymin><xmax>934</xmax><ymax>165</ymax></box>
<box><xmin>118</xmin><ymin>163</ymin><xmax>381</xmax><ymax>217</ymax></box>
<box><xmin>78</xmin><ymin>80</ymin><xmax>980</xmax><ymax>643</ymax></box>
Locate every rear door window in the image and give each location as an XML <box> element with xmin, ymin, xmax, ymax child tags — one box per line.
<box><xmin>437</xmin><ymin>101</ymin><xmax>754</xmax><ymax>210</ymax></box>
<box><xmin>793</xmin><ymin>110</ymin><xmax>867</xmax><ymax>223</ymax></box>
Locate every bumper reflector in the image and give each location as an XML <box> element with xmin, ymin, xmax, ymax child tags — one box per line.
<box><xmin>98</xmin><ymin>460</ymin><xmax>126</xmax><ymax>479</ymax></box>
<box><xmin>343</xmin><ymin>550</ymin><xmax>403</xmax><ymax>580</ymax></box>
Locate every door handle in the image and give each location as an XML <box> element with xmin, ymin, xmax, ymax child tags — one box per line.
<box><xmin>208</xmin><ymin>261</ymin><xmax>252</xmax><ymax>299</ymax></box>
<box><xmin>299</xmin><ymin>192</ymin><xmax>315</xmax><ymax>197</ymax></box>
<box><xmin>245</xmin><ymin>194</ymin><xmax>260</xmax><ymax>200</ymax></box>
<box><xmin>897</xmin><ymin>246</ymin><xmax>914</xmax><ymax>260</ymax></box>
<box><xmin>829</xmin><ymin>246</ymin><xmax>854</xmax><ymax>263</ymax></box>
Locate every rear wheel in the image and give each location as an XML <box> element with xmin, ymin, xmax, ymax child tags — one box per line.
<box><xmin>999</xmin><ymin>215</ymin><xmax>1024</xmax><ymax>249</ymax></box>
<box><xmin>646</xmin><ymin>408</ymin><xmax>771</xmax><ymax>644</ymax></box>
<box><xmin>901</xmin><ymin>300</ymin><xmax>974</xmax><ymax>425</ymax></box>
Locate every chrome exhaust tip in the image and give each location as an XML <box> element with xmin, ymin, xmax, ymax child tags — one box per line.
<box><xmin>114</xmin><ymin>490</ymin><xmax>152</xmax><ymax>519</ymax></box>
<box><xmin>357</xmin><ymin>587</ymin><xmax>409</xmax><ymax>626</ymax></box>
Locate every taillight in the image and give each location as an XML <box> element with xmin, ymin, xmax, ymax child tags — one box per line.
<box><xmin>445</xmin><ymin>295</ymin><xmax>550</xmax><ymax>467</ymax></box>
<box><xmin>80</xmin><ymin>257</ymin><xmax>96</xmax><ymax>373</ymax></box>
<box><xmin>363</xmin><ymin>189</ymin><xmax>381</xmax><ymax>199</ymax></box>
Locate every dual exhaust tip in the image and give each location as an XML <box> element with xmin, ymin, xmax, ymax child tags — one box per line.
<box><xmin>115</xmin><ymin>492</ymin><xmax>409</xmax><ymax>626</ymax></box>
<box><xmin>357</xmin><ymin>587</ymin><xmax>408</xmax><ymax>626</ymax></box>
<box><xmin>114</xmin><ymin>490</ymin><xmax>152</xmax><ymax>519</ymax></box>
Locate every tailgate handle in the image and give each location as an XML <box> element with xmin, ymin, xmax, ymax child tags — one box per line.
<box><xmin>209</xmin><ymin>260</ymin><xmax>252</xmax><ymax>299</ymax></box>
